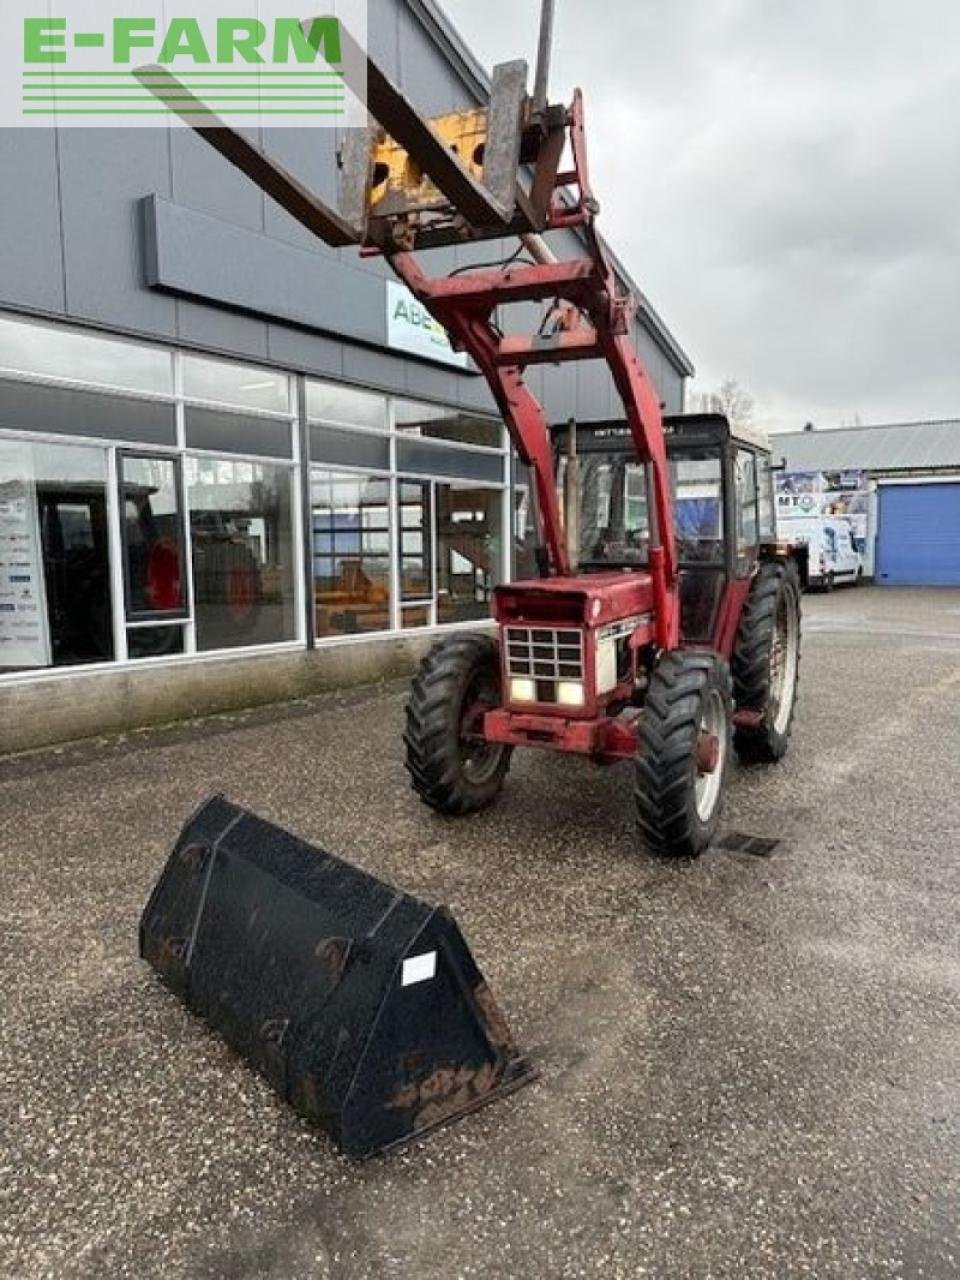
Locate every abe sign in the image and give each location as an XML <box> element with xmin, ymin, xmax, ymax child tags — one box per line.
<box><xmin>386</xmin><ymin>282</ymin><xmax>469</xmax><ymax>370</ymax></box>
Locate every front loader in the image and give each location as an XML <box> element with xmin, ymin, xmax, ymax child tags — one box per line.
<box><xmin>137</xmin><ymin>2</ymin><xmax>804</xmax><ymax>859</ymax></box>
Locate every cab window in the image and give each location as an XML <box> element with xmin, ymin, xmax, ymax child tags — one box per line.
<box><xmin>735</xmin><ymin>450</ymin><xmax>759</xmax><ymax>571</ymax></box>
<box><xmin>757</xmin><ymin>453</ymin><xmax>776</xmax><ymax>539</ymax></box>
<box><xmin>673</xmin><ymin>453</ymin><xmax>724</xmax><ymax>564</ymax></box>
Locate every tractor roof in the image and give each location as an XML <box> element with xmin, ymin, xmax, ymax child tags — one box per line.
<box><xmin>552</xmin><ymin>414</ymin><xmax>771</xmax><ymax>455</ymax></box>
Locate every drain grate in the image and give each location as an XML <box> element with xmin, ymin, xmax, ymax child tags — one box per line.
<box><xmin>717</xmin><ymin>831</ymin><xmax>781</xmax><ymax>858</ymax></box>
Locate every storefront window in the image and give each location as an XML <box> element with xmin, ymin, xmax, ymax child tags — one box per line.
<box><xmin>399</xmin><ymin>480</ymin><xmax>432</xmax><ymax>609</ymax></box>
<box><xmin>0</xmin><ymin>315</ymin><xmax>173</xmax><ymax>396</ymax></box>
<box><xmin>436</xmin><ymin>485</ymin><xmax>503</xmax><ymax>624</ymax></box>
<box><xmin>400</xmin><ymin>605</ymin><xmax>432</xmax><ymax>630</ymax></box>
<box><xmin>119</xmin><ymin>453</ymin><xmax>187</xmax><ymax>621</ymax></box>
<box><xmin>0</xmin><ymin>314</ymin><xmax>514</xmax><ymax>677</ymax></box>
<box><xmin>186</xmin><ymin>457</ymin><xmax>297</xmax><ymax>651</ymax></box>
<box><xmin>183</xmin><ymin>356</ymin><xmax>290</xmax><ymax>415</ymax></box>
<box><xmin>394</xmin><ymin>401</ymin><xmax>502</xmax><ymax>450</ymax></box>
<box><xmin>0</xmin><ymin>439</ymin><xmax>113</xmax><ymax>672</ymax></box>
<box><xmin>307</xmin><ymin>382</ymin><xmax>388</xmax><ymax>432</ymax></box>
<box><xmin>311</xmin><ymin>471</ymin><xmax>392</xmax><ymax>637</ymax></box>
<box><xmin>127</xmin><ymin>626</ymin><xmax>185</xmax><ymax>660</ymax></box>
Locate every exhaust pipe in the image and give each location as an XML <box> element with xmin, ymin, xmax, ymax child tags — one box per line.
<box><xmin>563</xmin><ymin>417</ymin><xmax>580</xmax><ymax>575</ymax></box>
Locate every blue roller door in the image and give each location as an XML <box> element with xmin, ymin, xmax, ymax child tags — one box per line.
<box><xmin>877</xmin><ymin>482</ymin><xmax>960</xmax><ymax>586</ymax></box>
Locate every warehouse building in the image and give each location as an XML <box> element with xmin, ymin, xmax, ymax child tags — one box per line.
<box><xmin>0</xmin><ymin>0</ymin><xmax>693</xmax><ymax>754</ymax></box>
<box><xmin>773</xmin><ymin>419</ymin><xmax>960</xmax><ymax>585</ymax></box>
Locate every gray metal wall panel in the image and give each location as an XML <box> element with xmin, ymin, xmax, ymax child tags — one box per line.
<box><xmin>0</xmin><ymin>378</ymin><xmax>176</xmax><ymax>445</ymax></box>
<box><xmin>145</xmin><ymin>196</ymin><xmax>386</xmax><ymax>347</ymax></box>
<box><xmin>260</xmin><ymin>128</ymin><xmax>341</xmax><ymax>255</ymax></box>
<box><xmin>342</xmin><ymin>344</ymin><xmax>410</xmax><ymax>394</ymax></box>
<box><xmin>398</xmin><ymin>6</ymin><xmax>472</xmax><ymax>113</ymax></box>
<box><xmin>405</xmin><ymin>361</ymin><xmax>460</xmax><ymax>405</ymax></box>
<box><xmin>176</xmin><ymin>299</ymin><xmax>270</xmax><ymax>363</ymax></box>
<box><xmin>267</xmin><ymin>326</ymin><xmax>344</xmax><ymax>380</ymax></box>
<box><xmin>542</xmin><ymin>362</ymin><xmax>577</xmax><ymax>424</ymax></box>
<box><xmin>457</xmin><ymin>374</ymin><xmax>498</xmax><ymax>414</ymax></box>
<box><xmin>170</xmin><ymin>126</ymin><xmax>265</xmax><ymax>233</ymax></box>
<box><xmin>576</xmin><ymin>362</ymin><xmax>616</xmax><ymax>420</ymax></box>
<box><xmin>56</xmin><ymin>130</ymin><xmax>177</xmax><ymax>338</ymax></box>
<box><xmin>0</xmin><ymin>130</ymin><xmax>65</xmax><ymax>316</ymax></box>
<box><xmin>185</xmin><ymin>407</ymin><xmax>293</xmax><ymax>459</ymax></box>
<box><xmin>369</xmin><ymin>0</ymin><xmax>402</xmax><ymax>79</ymax></box>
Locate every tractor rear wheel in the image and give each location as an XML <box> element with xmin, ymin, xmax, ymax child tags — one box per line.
<box><xmin>732</xmin><ymin>561</ymin><xmax>802</xmax><ymax>763</ymax></box>
<box><xmin>635</xmin><ymin>651</ymin><xmax>733</xmax><ymax>858</ymax></box>
<box><xmin>404</xmin><ymin>634</ymin><xmax>512</xmax><ymax>816</ymax></box>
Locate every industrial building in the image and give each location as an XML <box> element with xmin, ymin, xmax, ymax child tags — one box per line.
<box><xmin>0</xmin><ymin>0</ymin><xmax>693</xmax><ymax>755</ymax></box>
<box><xmin>772</xmin><ymin>419</ymin><xmax>960</xmax><ymax>585</ymax></box>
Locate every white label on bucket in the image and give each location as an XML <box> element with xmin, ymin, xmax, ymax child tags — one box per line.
<box><xmin>401</xmin><ymin>951</ymin><xmax>437</xmax><ymax>987</ymax></box>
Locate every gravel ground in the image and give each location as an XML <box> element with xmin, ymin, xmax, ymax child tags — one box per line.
<box><xmin>1</xmin><ymin>586</ymin><xmax>958</xmax><ymax>1279</ymax></box>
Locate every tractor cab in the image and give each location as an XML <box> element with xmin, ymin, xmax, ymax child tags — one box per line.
<box><xmin>552</xmin><ymin>413</ymin><xmax>787</xmax><ymax>645</ymax></box>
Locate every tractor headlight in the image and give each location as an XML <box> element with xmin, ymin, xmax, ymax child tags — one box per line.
<box><xmin>556</xmin><ymin>680</ymin><xmax>585</xmax><ymax>708</ymax></box>
<box><xmin>509</xmin><ymin>677</ymin><xmax>536</xmax><ymax>703</ymax></box>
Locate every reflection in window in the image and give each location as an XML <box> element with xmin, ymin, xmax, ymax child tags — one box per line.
<box><xmin>187</xmin><ymin>456</ymin><xmax>296</xmax><ymax>651</ymax></box>
<box><xmin>559</xmin><ymin>456</ymin><xmax>649</xmax><ymax>567</ymax></box>
<box><xmin>306</xmin><ymin>382</ymin><xmax>388</xmax><ymax>432</ymax></box>
<box><xmin>674</xmin><ymin>455</ymin><xmax>724</xmax><ymax>564</ymax></box>
<box><xmin>0</xmin><ymin>439</ymin><xmax>113</xmax><ymax>672</ymax></box>
<box><xmin>399</xmin><ymin>480</ymin><xmax>432</xmax><ymax>605</ymax></box>
<box><xmin>127</xmin><ymin>625</ymin><xmax>185</xmax><ymax>660</ymax></box>
<box><xmin>400</xmin><ymin>605</ymin><xmax>432</xmax><ymax>630</ymax></box>
<box><xmin>757</xmin><ymin>453</ymin><xmax>775</xmax><ymax>539</ymax></box>
<box><xmin>120</xmin><ymin>454</ymin><xmax>186</xmax><ymax>619</ymax></box>
<box><xmin>736</xmin><ymin>450</ymin><xmax>759</xmax><ymax>559</ymax></box>
<box><xmin>394</xmin><ymin>401</ymin><xmax>502</xmax><ymax>449</ymax></box>
<box><xmin>183</xmin><ymin>356</ymin><xmax>290</xmax><ymax>414</ymax></box>
<box><xmin>436</xmin><ymin>485</ymin><xmax>503</xmax><ymax>624</ymax></box>
<box><xmin>513</xmin><ymin>486</ymin><xmax>538</xmax><ymax>580</ymax></box>
<box><xmin>311</xmin><ymin>471</ymin><xmax>392</xmax><ymax>637</ymax></box>
<box><xmin>0</xmin><ymin>315</ymin><xmax>173</xmax><ymax>396</ymax></box>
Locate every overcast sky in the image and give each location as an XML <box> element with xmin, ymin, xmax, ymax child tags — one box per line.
<box><xmin>440</xmin><ymin>0</ymin><xmax>960</xmax><ymax>432</ymax></box>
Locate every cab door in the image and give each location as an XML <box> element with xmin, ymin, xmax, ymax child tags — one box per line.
<box><xmin>733</xmin><ymin>449</ymin><xmax>760</xmax><ymax>578</ymax></box>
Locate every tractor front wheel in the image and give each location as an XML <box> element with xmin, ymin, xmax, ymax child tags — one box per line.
<box><xmin>635</xmin><ymin>651</ymin><xmax>733</xmax><ymax>858</ymax></box>
<box><xmin>404</xmin><ymin>634</ymin><xmax>512</xmax><ymax>816</ymax></box>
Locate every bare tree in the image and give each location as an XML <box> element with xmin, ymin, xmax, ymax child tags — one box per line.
<box><xmin>695</xmin><ymin>379</ymin><xmax>755</xmax><ymax>429</ymax></box>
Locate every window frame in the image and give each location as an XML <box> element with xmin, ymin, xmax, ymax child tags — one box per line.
<box><xmin>117</xmin><ymin>448</ymin><xmax>190</xmax><ymax>625</ymax></box>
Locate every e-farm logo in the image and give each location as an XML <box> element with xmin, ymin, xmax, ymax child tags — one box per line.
<box><xmin>1</xmin><ymin>2</ymin><xmax>368</xmax><ymax>127</ymax></box>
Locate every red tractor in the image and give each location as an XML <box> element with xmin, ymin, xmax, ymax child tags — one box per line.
<box><xmin>139</xmin><ymin>7</ymin><xmax>803</xmax><ymax>856</ymax></box>
<box><xmin>405</xmin><ymin>412</ymin><xmax>804</xmax><ymax>856</ymax></box>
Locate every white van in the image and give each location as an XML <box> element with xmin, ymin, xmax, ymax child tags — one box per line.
<box><xmin>778</xmin><ymin>516</ymin><xmax>863</xmax><ymax>590</ymax></box>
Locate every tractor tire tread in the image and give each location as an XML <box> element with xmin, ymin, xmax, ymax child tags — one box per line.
<box><xmin>732</xmin><ymin>561</ymin><xmax>802</xmax><ymax>763</ymax></box>
<box><xmin>404</xmin><ymin>633</ymin><xmax>511</xmax><ymax>816</ymax></box>
<box><xmin>634</xmin><ymin>651</ymin><xmax>733</xmax><ymax>858</ymax></box>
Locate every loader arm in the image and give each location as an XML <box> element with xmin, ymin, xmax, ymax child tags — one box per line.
<box><xmin>134</xmin><ymin>19</ymin><xmax>680</xmax><ymax>648</ymax></box>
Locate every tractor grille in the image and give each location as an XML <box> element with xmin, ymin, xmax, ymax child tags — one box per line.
<box><xmin>505</xmin><ymin>627</ymin><xmax>584</xmax><ymax>684</ymax></box>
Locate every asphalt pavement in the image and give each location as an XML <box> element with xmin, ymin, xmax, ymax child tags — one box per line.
<box><xmin>1</xmin><ymin>587</ymin><xmax>958</xmax><ymax>1279</ymax></box>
